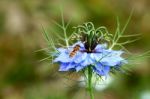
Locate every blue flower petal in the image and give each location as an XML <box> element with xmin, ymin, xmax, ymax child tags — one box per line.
<box><xmin>74</xmin><ymin>52</ymin><xmax>87</xmax><ymax>63</ymax></box>
<box><xmin>95</xmin><ymin>44</ymin><xmax>107</xmax><ymax>52</ymax></box>
<box><xmin>75</xmin><ymin>64</ymin><xmax>87</xmax><ymax>72</ymax></box>
<box><xmin>81</xmin><ymin>54</ymin><xmax>95</xmax><ymax>66</ymax></box>
<box><xmin>59</xmin><ymin>62</ymin><xmax>76</xmax><ymax>71</ymax></box>
<box><xmin>57</xmin><ymin>48</ymin><xmax>67</xmax><ymax>53</ymax></box>
<box><xmin>101</xmin><ymin>57</ymin><xmax>124</xmax><ymax>66</ymax></box>
<box><xmin>72</xmin><ymin>41</ymin><xmax>85</xmax><ymax>50</ymax></box>
<box><xmin>59</xmin><ymin>63</ymin><xmax>69</xmax><ymax>71</ymax></box>
<box><xmin>93</xmin><ymin>63</ymin><xmax>110</xmax><ymax>76</ymax></box>
<box><xmin>90</xmin><ymin>53</ymin><xmax>103</xmax><ymax>61</ymax></box>
<box><xmin>54</xmin><ymin>52</ymin><xmax>72</xmax><ymax>63</ymax></box>
<box><xmin>93</xmin><ymin>50</ymin><xmax>124</xmax><ymax>66</ymax></box>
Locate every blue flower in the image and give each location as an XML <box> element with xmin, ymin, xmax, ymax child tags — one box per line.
<box><xmin>54</xmin><ymin>41</ymin><xmax>126</xmax><ymax>76</ymax></box>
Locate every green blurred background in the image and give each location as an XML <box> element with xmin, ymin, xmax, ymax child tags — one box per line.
<box><xmin>0</xmin><ymin>0</ymin><xmax>150</xmax><ymax>99</ymax></box>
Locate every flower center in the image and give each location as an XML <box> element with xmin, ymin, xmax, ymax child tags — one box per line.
<box><xmin>82</xmin><ymin>34</ymin><xmax>98</xmax><ymax>53</ymax></box>
<box><xmin>84</xmin><ymin>41</ymin><xmax>97</xmax><ymax>53</ymax></box>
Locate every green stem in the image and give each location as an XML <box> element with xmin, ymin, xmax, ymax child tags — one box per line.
<box><xmin>87</xmin><ymin>66</ymin><xmax>94</xmax><ymax>99</ymax></box>
<box><xmin>61</xmin><ymin>8</ymin><xmax>69</xmax><ymax>47</ymax></box>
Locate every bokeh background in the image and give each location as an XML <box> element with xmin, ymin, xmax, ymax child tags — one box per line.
<box><xmin>0</xmin><ymin>0</ymin><xmax>150</xmax><ymax>99</ymax></box>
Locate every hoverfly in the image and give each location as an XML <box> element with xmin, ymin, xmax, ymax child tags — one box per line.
<box><xmin>69</xmin><ymin>44</ymin><xmax>80</xmax><ymax>58</ymax></box>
